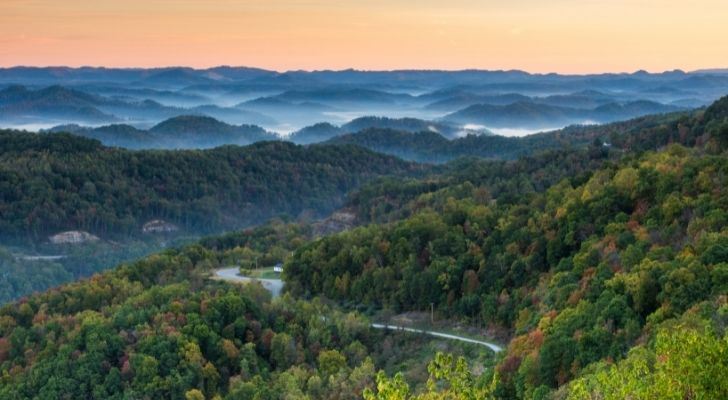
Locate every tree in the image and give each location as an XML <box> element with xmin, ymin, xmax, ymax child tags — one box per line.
<box><xmin>318</xmin><ymin>349</ymin><xmax>347</xmax><ymax>377</ymax></box>
<box><xmin>364</xmin><ymin>353</ymin><xmax>494</xmax><ymax>400</ymax></box>
<box><xmin>185</xmin><ymin>388</ymin><xmax>205</xmax><ymax>400</ymax></box>
<box><xmin>270</xmin><ymin>332</ymin><xmax>297</xmax><ymax>370</ymax></box>
<box><xmin>567</xmin><ymin>325</ymin><xmax>728</xmax><ymax>400</ymax></box>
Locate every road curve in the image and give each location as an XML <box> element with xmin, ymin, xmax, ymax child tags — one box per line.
<box><xmin>212</xmin><ymin>268</ymin><xmax>502</xmax><ymax>352</ymax></box>
<box><xmin>370</xmin><ymin>323</ymin><xmax>503</xmax><ymax>352</ymax></box>
<box><xmin>213</xmin><ymin>267</ymin><xmax>284</xmax><ymax>298</ymax></box>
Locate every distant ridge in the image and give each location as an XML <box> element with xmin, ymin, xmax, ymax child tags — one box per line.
<box><xmin>48</xmin><ymin>115</ymin><xmax>276</xmax><ymax>149</ymax></box>
<box><xmin>288</xmin><ymin>116</ymin><xmax>492</xmax><ymax>144</ymax></box>
<box><xmin>443</xmin><ymin>100</ymin><xmax>683</xmax><ymax>129</ymax></box>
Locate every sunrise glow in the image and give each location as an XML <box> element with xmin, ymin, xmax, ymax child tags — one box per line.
<box><xmin>2</xmin><ymin>0</ymin><xmax>727</xmax><ymax>73</ymax></box>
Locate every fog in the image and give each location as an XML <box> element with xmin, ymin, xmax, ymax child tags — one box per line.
<box><xmin>2</xmin><ymin>67</ymin><xmax>726</xmax><ymax>145</ymax></box>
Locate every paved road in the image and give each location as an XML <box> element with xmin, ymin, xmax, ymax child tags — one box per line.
<box><xmin>212</xmin><ymin>267</ymin><xmax>502</xmax><ymax>352</ymax></box>
<box><xmin>14</xmin><ymin>254</ymin><xmax>66</xmax><ymax>261</ymax></box>
<box><xmin>371</xmin><ymin>323</ymin><xmax>502</xmax><ymax>352</ymax></box>
<box><xmin>213</xmin><ymin>267</ymin><xmax>284</xmax><ymax>297</ymax></box>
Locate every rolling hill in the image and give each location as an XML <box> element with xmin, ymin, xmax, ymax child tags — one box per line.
<box><xmin>444</xmin><ymin>100</ymin><xmax>683</xmax><ymax>129</ymax></box>
<box><xmin>0</xmin><ymin>85</ymin><xmax>118</xmax><ymax>124</ymax></box>
<box><xmin>47</xmin><ymin>115</ymin><xmax>277</xmax><ymax>149</ymax></box>
<box><xmin>148</xmin><ymin>115</ymin><xmax>276</xmax><ymax>147</ymax></box>
<box><xmin>288</xmin><ymin>116</ymin><xmax>491</xmax><ymax>145</ymax></box>
<box><xmin>0</xmin><ymin>131</ymin><xmax>424</xmax><ymax>244</ymax></box>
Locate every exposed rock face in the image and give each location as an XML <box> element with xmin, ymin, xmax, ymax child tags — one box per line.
<box><xmin>49</xmin><ymin>231</ymin><xmax>100</xmax><ymax>244</ymax></box>
<box><xmin>312</xmin><ymin>210</ymin><xmax>357</xmax><ymax>236</ymax></box>
<box><xmin>142</xmin><ymin>219</ymin><xmax>179</xmax><ymax>234</ymax></box>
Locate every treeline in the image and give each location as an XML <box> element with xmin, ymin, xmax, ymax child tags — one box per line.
<box><xmin>0</xmin><ymin>132</ymin><xmax>422</xmax><ymax>243</ymax></box>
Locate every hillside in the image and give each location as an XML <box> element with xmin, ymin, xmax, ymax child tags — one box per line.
<box><xmin>0</xmin><ymin>132</ymin><xmax>422</xmax><ymax>243</ymax></box>
<box><xmin>0</xmin><ymin>131</ymin><xmax>423</xmax><ymax>302</ymax></box>
<box><xmin>286</xmin><ymin>97</ymin><xmax>728</xmax><ymax>398</ymax></box>
<box><xmin>0</xmin><ymin>85</ymin><xmax>118</xmax><ymax>124</ymax></box>
<box><xmin>325</xmin><ymin>109</ymin><xmax>695</xmax><ymax>163</ymax></box>
<box><xmin>326</xmin><ymin>129</ymin><xmax>452</xmax><ymax>162</ymax></box>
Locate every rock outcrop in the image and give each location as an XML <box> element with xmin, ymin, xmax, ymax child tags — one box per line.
<box><xmin>48</xmin><ymin>230</ymin><xmax>100</xmax><ymax>244</ymax></box>
<box><xmin>142</xmin><ymin>219</ymin><xmax>179</xmax><ymax>234</ymax></box>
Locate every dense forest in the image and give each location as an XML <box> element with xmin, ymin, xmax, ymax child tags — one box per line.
<box><xmin>0</xmin><ymin>221</ymin><xmax>496</xmax><ymax>399</ymax></box>
<box><xmin>288</xmin><ymin>146</ymin><xmax>728</xmax><ymax>396</ymax></box>
<box><xmin>0</xmin><ymin>134</ymin><xmax>422</xmax><ymax>303</ymax></box>
<box><xmin>285</xmin><ymin>97</ymin><xmax>728</xmax><ymax>398</ymax></box>
<box><xmin>0</xmin><ymin>133</ymin><xmax>422</xmax><ymax>243</ymax></box>
<box><xmin>0</xmin><ymin>97</ymin><xmax>726</xmax><ymax>399</ymax></box>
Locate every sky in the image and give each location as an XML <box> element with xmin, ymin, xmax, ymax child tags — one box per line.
<box><xmin>1</xmin><ymin>0</ymin><xmax>727</xmax><ymax>73</ymax></box>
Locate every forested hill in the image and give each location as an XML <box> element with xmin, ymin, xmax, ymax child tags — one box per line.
<box><xmin>0</xmin><ymin>223</ymin><xmax>388</xmax><ymax>399</ymax></box>
<box><xmin>48</xmin><ymin>115</ymin><xmax>278</xmax><ymax>149</ymax></box>
<box><xmin>284</xmin><ymin>96</ymin><xmax>728</xmax><ymax>398</ymax></box>
<box><xmin>325</xmin><ymin>109</ymin><xmax>695</xmax><ymax>163</ymax></box>
<box><xmin>0</xmin><ymin>97</ymin><xmax>725</xmax><ymax>399</ymax></box>
<box><xmin>0</xmin><ymin>132</ymin><xmax>423</xmax><ymax>243</ymax></box>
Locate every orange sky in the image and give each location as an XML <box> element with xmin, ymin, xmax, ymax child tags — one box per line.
<box><xmin>1</xmin><ymin>0</ymin><xmax>727</xmax><ymax>73</ymax></box>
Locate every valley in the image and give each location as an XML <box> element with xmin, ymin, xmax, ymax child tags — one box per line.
<box><xmin>0</xmin><ymin>68</ymin><xmax>726</xmax><ymax>399</ymax></box>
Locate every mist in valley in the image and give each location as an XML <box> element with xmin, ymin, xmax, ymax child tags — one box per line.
<box><xmin>2</xmin><ymin>67</ymin><xmax>726</xmax><ymax>148</ymax></box>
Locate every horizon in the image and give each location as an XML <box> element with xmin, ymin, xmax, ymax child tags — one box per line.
<box><xmin>1</xmin><ymin>64</ymin><xmax>727</xmax><ymax>76</ymax></box>
<box><xmin>2</xmin><ymin>1</ymin><xmax>727</xmax><ymax>74</ymax></box>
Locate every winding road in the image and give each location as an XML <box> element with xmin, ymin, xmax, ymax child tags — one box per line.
<box><xmin>370</xmin><ymin>323</ymin><xmax>502</xmax><ymax>352</ymax></box>
<box><xmin>212</xmin><ymin>267</ymin><xmax>502</xmax><ymax>352</ymax></box>
<box><xmin>213</xmin><ymin>267</ymin><xmax>284</xmax><ymax>297</ymax></box>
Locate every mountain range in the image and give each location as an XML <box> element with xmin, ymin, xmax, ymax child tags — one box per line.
<box><xmin>443</xmin><ymin>100</ymin><xmax>683</xmax><ymax>129</ymax></box>
<box><xmin>2</xmin><ymin>67</ymin><xmax>727</xmax><ymax>137</ymax></box>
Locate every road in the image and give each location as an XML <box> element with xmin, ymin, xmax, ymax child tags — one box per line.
<box><xmin>14</xmin><ymin>254</ymin><xmax>66</xmax><ymax>261</ymax></box>
<box><xmin>212</xmin><ymin>267</ymin><xmax>502</xmax><ymax>352</ymax></box>
<box><xmin>370</xmin><ymin>323</ymin><xmax>502</xmax><ymax>352</ymax></box>
<box><xmin>213</xmin><ymin>267</ymin><xmax>284</xmax><ymax>298</ymax></box>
